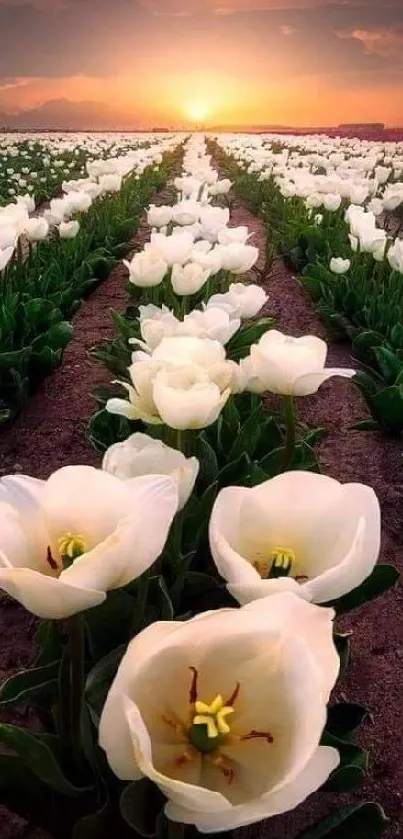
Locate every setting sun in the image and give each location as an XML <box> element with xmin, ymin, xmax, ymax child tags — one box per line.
<box><xmin>187</xmin><ymin>102</ymin><xmax>209</xmax><ymax>123</ymax></box>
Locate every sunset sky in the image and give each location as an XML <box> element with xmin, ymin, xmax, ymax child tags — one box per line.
<box><xmin>0</xmin><ymin>0</ymin><xmax>402</xmax><ymax>127</ymax></box>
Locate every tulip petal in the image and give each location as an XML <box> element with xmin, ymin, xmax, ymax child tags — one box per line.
<box><xmin>165</xmin><ymin>746</ymin><xmax>339</xmax><ymax>832</ymax></box>
<box><xmin>63</xmin><ymin>475</ymin><xmax>178</xmax><ymax>591</ymax></box>
<box><xmin>0</xmin><ymin>566</ymin><xmax>105</xmax><ymax>619</ymax></box>
<box><xmin>293</xmin><ymin>367</ymin><xmax>356</xmax><ymax>396</ymax></box>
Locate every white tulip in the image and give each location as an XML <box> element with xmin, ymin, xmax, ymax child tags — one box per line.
<box><xmin>98</xmin><ymin>173</ymin><xmax>122</xmax><ymax>194</ymax></box>
<box><xmin>210</xmin><ymin>471</ymin><xmax>380</xmax><ymax>606</ymax></box>
<box><xmin>124</xmin><ymin>251</ymin><xmax>168</xmax><ymax>288</ymax></box>
<box><xmin>67</xmin><ymin>191</ymin><xmax>92</xmax><ymax>214</ymax></box>
<box><xmin>0</xmin><ymin>224</ymin><xmax>17</xmax><ymax>249</ymax></box>
<box><xmin>0</xmin><ymin>467</ymin><xmax>178</xmax><ymax>620</ymax></box>
<box><xmin>249</xmin><ymin>330</ymin><xmax>355</xmax><ymax>396</ymax></box>
<box><xmin>323</xmin><ymin>193</ymin><xmax>342</xmax><ymax>212</ymax></box>
<box><xmin>388</xmin><ymin>239</ymin><xmax>403</xmax><ymax>274</ymax></box>
<box><xmin>147</xmin><ymin>205</ymin><xmax>173</xmax><ymax>229</ymax></box>
<box><xmin>227</xmin><ymin>282</ymin><xmax>267</xmax><ymax>318</ymax></box>
<box><xmin>219</xmin><ymin>243</ymin><xmax>259</xmax><ymax>275</ymax></box>
<box><xmin>217</xmin><ymin>226</ymin><xmax>251</xmax><ymax>246</ymax></box>
<box><xmin>192</xmin><ymin>246</ymin><xmax>223</xmax><ymax>275</ymax></box>
<box><xmin>171</xmin><ymin>262</ymin><xmax>211</xmax><ymax>296</ymax></box>
<box><xmin>182</xmin><ymin>307</ymin><xmax>240</xmax><ymax>345</ymax></box>
<box><xmin>99</xmin><ymin>593</ymin><xmax>339</xmax><ymax>832</ymax></box>
<box><xmin>150</xmin><ymin>232</ymin><xmax>194</xmax><ymax>267</ymax></box>
<box><xmin>0</xmin><ymin>246</ymin><xmax>14</xmax><ymax>271</ymax></box>
<box><xmin>330</xmin><ymin>257</ymin><xmax>350</xmax><ymax>275</ymax></box>
<box><xmin>24</xmin><ymin>217</ymin><xmax>49</xmax><ymax>242</ymax></box>
<box><xmin>103</xmin><ymin>433</ymin><xmax>199</xmax><ymax>510</ymax></box>
<box><xmin>172</xmin><ymin>200</ymin><xmax>201</xmax><ymax>227</ymax></box>
<box><xmin>59</xmin><ymin>220</ymin><xmax>80</xmax><ymax>239</ymax></box>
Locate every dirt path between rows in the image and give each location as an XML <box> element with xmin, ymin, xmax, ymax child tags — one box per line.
<box><xmin>229</xmin><ymin>196</ymin><xmax>403</xmax><ymax>839</ymax></box>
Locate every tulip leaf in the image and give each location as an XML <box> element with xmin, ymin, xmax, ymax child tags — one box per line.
<box><xmin>326</xmin><ymin>702</ymin><xmax>368</xmax><ymax>740</ymax></box>
<box><xmin>229</xmin><ymin>404</ymin><xmax>263</xmax><ymax>460</ymax></box>
<box><xmin>195</xmin><ymin>434</ymin><xmax>219</xmax><ymax>488</ymax></box>
<box><xmin>0</xmin><ymin>725</ymin><xmax>93</xmax><ymax>797</ymax></box>
<box><xmin>333</xmin><ymin>632</ymin><xmax>351</xmax><ymax>673</ymax></box>
<box><xmin>295</xmin><ymin>802</ymin><xmax>388</xmax><ymax>839</ymax></box>
<box><xmin>35</xmin><ymin>620</ymin><xmax>63</xmax><ymax>666</ymax></box>
<box><xmin>85</xmin><ymin>590</ymin><xmax>138</xmax><ymax>661</ymax></box>
<box><xmin>326</xmin><ymin>564</ymin><xmax>399</xmax><ymax>614</ymax></box>
<box><xmin>120</xmin><ymin>779</ymin><xmax>165</xmax><ymax>838</ymax></box>
<box><xmin>85</xmin><ymin>645</ymin><xmax>126</xmax><ymax>725</ymax></box>
<box><xmin>0</xmin><ymin>661</ymin><xmax>60</xmax><ymax>707</ymax></box>
<box><xmin>322</xmin><ymin>732</ymin><xmax>368</xmax><ymax>770</ymax></box>
<box><xmin>217</xmin><ymin>453</ymin><xmax>251</xmax><ymax>488</ymax></box>
<box><xmin>323</xmin><ymin>765</ymin><xmax>366</xmax><ymax>793</ymax></box>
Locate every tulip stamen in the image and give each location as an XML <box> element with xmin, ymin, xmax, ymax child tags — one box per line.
<box><xmin>226</xmin><ymin>682</ymin><xmax>240</xmax><ymax>707</ymax></box>
<box><xmin>174</xmin><ymin>748</ymin><xmax>195</xmax><ymax>769</ymax></box>
<box><xmin>210</xmin><ymin>754</ymin><xmax>234</xmax><ymax>785</ymax></box>
<box><xmin>162</xmin><ymin>714</ymin><xmax>184</xmax><ymax>734</ymax></box>
<box><xmin>189</xmin><ymin>666</ymin><xmax>199</xmax><ymax>704</ymax></box>
<box><xmin>58</xmin><ymin>533</ymin><xmax>87</xmax><ymax>569</ymax></box>
<box><xmin>268</xmin><ymin>547</ymin><xmax>296</xmax><ymax>579</ymax></box>
<box><xmin>240</xmin><ymin>729</ymin><xmax>274</xmax><ymax>744</ymax></box>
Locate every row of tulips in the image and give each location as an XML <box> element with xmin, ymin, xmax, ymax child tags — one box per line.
<box><xmin>0</xmin><ymin>134</ymin><xmax>397</xmax><ymax>839</ymax></box>
<box><xmin>213</xmin><ymin>134</ymin><xmax>403</xmax><ymax>437</ymax></box>
<box><xmin>0</xmin><ymin>135</ymin><xmax>180</xmax><ymax>423</ymax></box>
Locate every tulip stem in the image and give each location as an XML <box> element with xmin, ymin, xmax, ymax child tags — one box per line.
<box><xmin>281</xmin><ymin>395</ymin><xmax>296</xmax><ymax>472</ymax></box>
<box><xmin>67</xmin><ymin>614</ymin><xmax>85</xmax><ymax>762</ymax></box>
<box><xmin>168</xmin><ymin>822</ymin><xmax>186</xmax><ymax>839</ymax></box>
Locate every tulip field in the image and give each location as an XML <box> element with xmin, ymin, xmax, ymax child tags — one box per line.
<box><xmin>0</xmin><ymin>132</ymin><xmax>401</xmax><ymax>839</ymax></box>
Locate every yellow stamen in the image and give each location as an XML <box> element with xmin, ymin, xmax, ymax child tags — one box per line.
<box><xmin>254</xmin><ymin>546</ymin><xmax>296</xmax><ymax>579</ymax></box>
<box><xmin>58</xmin><ymin>533</ymin><xmax>87</xmax><ymax>560</ymax></box>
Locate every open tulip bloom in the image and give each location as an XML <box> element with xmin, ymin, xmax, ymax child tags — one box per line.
<box><xmin>209</xmin><ymin>471</ymin><xmax>380</xmax><ymax>605</ymax></box>
<box><xmin>0</xmin><ymin>466</ymin><xmax>178</xmax><ymax>619</ymax></box>
<box><xmin>248</xmin><ymin>330</ymin><xmax>356</xmax><ymax>396</ymax></box>
<box><xmin>99</xmin><ymin>594</ymin><xmax>340</xmax><ymax>833</ymax></box>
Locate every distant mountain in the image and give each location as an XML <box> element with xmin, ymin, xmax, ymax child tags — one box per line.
<box><xmin>0</xmin><ymin>99</ymin><xmax>141</xmax><ymax>130</ymax></box>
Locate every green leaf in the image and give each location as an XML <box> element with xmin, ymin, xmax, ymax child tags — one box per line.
<box><xmin>334</xmin><ymin>632</ymin><xmax>351</xmax><ymax>674</ymax></box>
<box><xmin>350</xmin><ymin>419</ymin><xmax>380</xmax><ymax>431</ymax></box>
<box><xmin>85</xmin><ymin>646</ymin><xmax>125</xmax><ymax>725</ymax></box>
<box><xmin>85</xmin><ymin>590</ymin><xmax>136</xmax><ymax>661</ymax></box>
<box><xmin>120</xmin><ymin>779</ymin><xmax>165</xmax><ymax>838</ymax></box>
<box><xmin>372</xmin><ymin>385</ymin><xmax>403</xmax><ymax>432</ymax></box>
<box><xmin>0</xmin><ymin>661</ymin><xmax>60</xmax><ymax>707</ymax></box>
<box><xmin>295</xmin><ymin>802</ymin><xmax>388</xmax><ymax>839</ymax></box>
<box><xmin>326</xmin><ymin>564</ymin><xmax>399</xmax><ymax>614</ymax></box>
<box><xmin>195</xmin><ymin>434</ymin><xmax>219</xmax><ymax>488</ymax></box>
<box><xmin>326</xmin><ymin>702</ymin><xmax>368</xmax><ymax>740</ymax></box>
<box><xmin>217</xmin><ymin>453</ymin><xmax>251</xmax><ymax>488</ymax></box>
<box><xmin>0</xmin><ymin>725</ymin><xmax>91</xmax><ymax>797</ymax></box>
<box><xmin>228</xmin><ymin>404</ymin><xmax>263</xmax><ymax>460</ymax></box>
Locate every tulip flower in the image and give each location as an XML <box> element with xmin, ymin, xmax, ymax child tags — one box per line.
<box><xmin>323</xmin><ymin>193</ymin><xmax>342</xmax><ymax>212</ymax></box>
<box><xmin>147</xmin><ymin>205</ymin><xmax>173</xmax><ymax>229</ymax></box>
<box><xmin>219</xmin><ymin>243</ymin><xmax>259</xmax><ymax>275</ymax></box>
<box><xmin>150</xmin><ymin>232</ymin><xmax>194</xmax><ymax>267</ymax></box>
<box><xmin>107</xmin><ymin>337</ymin><xmax>236</xmax><ymax>431</ymax></box>
<box><xmin>210</xmin><ymin>470</ymin><xmax>380</xmax><ymax>606</ymax></box>
<box><xmin>59</xmin><ymin>220</ymin><xmax>80</xmax><ymax>239</ymax></box>
<box><xmin>124</xmin><ymin>251</ymin><xmax>168</xmax><ymax>288</ymax></box>
<box><xmin>0</xmin><ymin>467</ymin><xmax>178</xmax><ymax>619</ymax></box>
<box><xmin>329</xmin><ymin>257</ymin><xmax>350</xmax><ymax>275</ymax></box>
<box><xmin>0</xmin><ymin>224</ymin><xmax>18</xmax><ymax>249</ymax></box>
<box><xmin>387</xmin><ymin>239</ymin><xmax>403</xmax><ymax>274</ymax></box>
<box><xmin>0</xmin><ymin>245</ymin><xmax>14</xmax><ymax>271</ymax></box>
<box><xmin>172</xmin><ymin>200</ymin><xmax>201</xmax><ymax>227</ymax></box>
<box><xmin>24</xmin><ymin>217</ymin><xmax>49</xmax><ymax>242</ymax></box>
<box><xmin>217</xmin><ymin>226</ymin><xmax>251</xmax><ymax>246</ymax></box>
<box><xmin>99</xmin><ymin>593</ymin><xmax>339</xmax><ymax>833</ymax></box>
<box><xmin>171</xmin><ymin>262</ymin><xmax>211</xmax><ymax>296</ymax></box>
<box><xmin>103</xmin><ymin>433</ymin><xmax>199</xmax><ymax>510</ymax></box>
<box><xmin>249</xmin><ymin>330</ymin><xmax>355</xmax><ymax>397</ymax></box>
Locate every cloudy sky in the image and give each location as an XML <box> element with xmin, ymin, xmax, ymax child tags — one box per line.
<box><xmin>0</xmin><ymin>0</ymin><xmax>402</xmax><ymax>126</ymax></box>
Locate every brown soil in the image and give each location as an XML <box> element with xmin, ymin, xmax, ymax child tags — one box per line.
<box><xmin>0</xmin><ymin>187</ymin><xmax>402</xmax><ymax>839</ymax></box>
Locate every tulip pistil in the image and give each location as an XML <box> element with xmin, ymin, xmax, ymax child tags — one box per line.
<box><xmin>58</xmin><ymin>533</ymin><xmax>87</xmax><ymax>569</ymax></box>
<box><xmin>189</xmin><ymin>693</ymin><xmax>235</xmax><ymax>754</ymax></box>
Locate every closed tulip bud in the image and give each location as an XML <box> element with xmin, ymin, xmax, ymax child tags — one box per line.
<box><xmin>323</xmin><ymin>193</ymin><xmax>342</xmax><ymax>212</ymax></box>
<box><xmin>59</xmin><ymin>220</ymin><xmax>80</xmax><ymax>239</ymax></box>
<box><xmin>123</xmin><ymin>251</ymin><xmax>168</xmax><ymax>288</ymax></box>
<box><xmin>147</xmin><ymin>204</ymin><xmax>173</xmax><ymax>228</ymax></box>
<box><xmin>150</xmin><ymin>232</ymin><xmax>194</xmax><ymax>267</ymax></box>
<box><xmin>24</xmin><ymin>217</ymin><xmax>49</xmax><ymax>242</ymax></box>
<box><xmin>219</xmin><ymin>243</ymin><xmax>259</xmax><ymax>275</ymax></box>
<box><xmin>103</xmin><ymin>433</ymin><xmax>199</xmax><ymax>510</ymax></box>
<box><xmin>329</xmin><ymin>257</ymin><xmax>350</xmax><ymax>275</ymax></box>
<box><xmin>171</xmin><ymin>262</ymin><xmax>211</xmax><ymax>296</ymax></box>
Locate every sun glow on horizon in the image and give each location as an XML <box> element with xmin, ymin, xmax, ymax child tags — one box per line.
<box><xmin>187</xmin><ymin>101</ymin><xmax>209</xmax><ymax>123</ymax></box>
